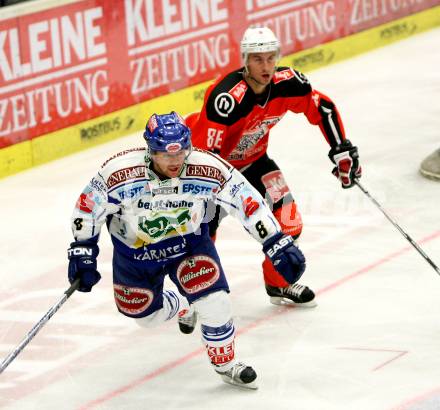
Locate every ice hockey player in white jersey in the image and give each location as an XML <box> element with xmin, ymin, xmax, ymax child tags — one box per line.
<box><xmin>67</xmin><ymin>111</ymin><xmax>307</xmax><ymax>389</ymax></box>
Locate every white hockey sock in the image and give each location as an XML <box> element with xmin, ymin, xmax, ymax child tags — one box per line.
<box><xmin>136</xmin><ymin>290</ymin><xmax>189</xmax><ymax>328</ymax></box>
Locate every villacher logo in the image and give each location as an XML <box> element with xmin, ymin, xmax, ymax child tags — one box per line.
<box><xmin>113</xmin><ymin>284</ymin><xmax>154</xmax><ymax>315</ymax></box>
<box><xmin>177</xmin><ymin>255</ymin><xmax>220</xmax><ymax>294</ymax></box>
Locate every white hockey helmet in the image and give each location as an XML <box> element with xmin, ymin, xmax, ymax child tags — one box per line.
<box><xmin>240</xmin><ymin>26</ymin><xmax>281</xmax><ymax>64</ymax></box>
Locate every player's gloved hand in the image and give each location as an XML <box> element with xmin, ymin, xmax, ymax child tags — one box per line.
<box><xmin>67</xmin><ymin>240</ymin><xmax>101</xmax><ymax>292</ymax></box>
<box><xmin>262</xmin><ymin>233</ymin><xmax>306</xmax><ymax>283</ymax></box>
<box><xmin>328</xmin><ymin>139</ymin><xmax>362</xmax><ymax>188</ymax></box>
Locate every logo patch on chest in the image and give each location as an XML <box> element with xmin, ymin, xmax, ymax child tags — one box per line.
<box><xmin>138</xmin><ymin>208</ymin><xmax>191</xmax><ymax>240</ymax></box>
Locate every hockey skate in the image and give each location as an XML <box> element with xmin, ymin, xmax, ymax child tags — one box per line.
<box><xmin>266</xmin><ymin>283</ymin><xmax>317</xmax><ymax>307</ymax></box>
<box><xmin>216</xmin><ymin>362</ymin><xmax>258</xmax><ymax>390</ymax></box>
<box><xmin>178</xmin><ymin>306</ymin><xmax>197</xmax><ymax>334</ymax></box>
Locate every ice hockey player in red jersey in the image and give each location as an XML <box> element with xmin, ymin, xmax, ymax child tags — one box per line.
<box><xmin>187</xmin><ymin>26</ymin><xmax>362</xmax><ymax>306</ymax></box>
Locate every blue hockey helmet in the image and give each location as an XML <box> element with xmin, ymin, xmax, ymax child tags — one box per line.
<box><xmin>144</xmin><ymin>112</ymin><xmax>191</xmax><ymax>154</ymax></box>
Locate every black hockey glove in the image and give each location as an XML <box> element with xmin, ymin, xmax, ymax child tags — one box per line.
<box><xmin>263</xmin><ymin>233</ymin><xmax>306</xmax><ymax>284</ymax></box>
<box><xmin>67</xmin><ymin>240</ymin><xmax>101</xmax><ymax>292</ymax></box>
<box><xmin>328</xmin><ymin>139</ymin><xmax>362</xmax><ymax>189</ymax></box>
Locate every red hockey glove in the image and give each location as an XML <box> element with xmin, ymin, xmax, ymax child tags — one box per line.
<box><xmin>328</xmin><ymin>140</ymin><xmax>362</xmax><ymax>189</ymax></box>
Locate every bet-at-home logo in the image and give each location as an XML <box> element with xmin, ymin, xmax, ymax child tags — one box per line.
<box><xmin>138</xmin><ymin>208</ymin><xmax>191</xmax><ymax>241</ymax></box>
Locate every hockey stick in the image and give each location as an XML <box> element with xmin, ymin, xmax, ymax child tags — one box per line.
<box><xmin>0</xmin><ymin>278</ymin><xmax>80</xmax><ymax>375</ymax></box>
<box><xmin>355</xmin><ymin>180</ymin><xmax>440</xmax><ymax>276</ymax></box>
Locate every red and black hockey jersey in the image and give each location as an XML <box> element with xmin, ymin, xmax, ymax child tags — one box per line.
<box><xmin>190</xmin><ymin>66</ymin><xmax>346</xmax><ymax>169</ymax></box>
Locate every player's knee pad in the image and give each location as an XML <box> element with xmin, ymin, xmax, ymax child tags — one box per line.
<box><xmin>273</xmin><ymin>201</ymin><xmax>303</xmax><ymax>238</ymax></box>
<box><xmin>194</xmin><ymin>290</ymin><xmax>232</xmax><ymax>327</ymax></box>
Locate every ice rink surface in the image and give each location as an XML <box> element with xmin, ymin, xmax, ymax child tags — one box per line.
<box><xmin>1</xmin><ymin>27</ymin><xmax>440</xmax><ymax>410</ymax></box>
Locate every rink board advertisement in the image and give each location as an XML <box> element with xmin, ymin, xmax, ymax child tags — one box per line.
<box><xmin>0</xmin><ymin>0</ymin><xmax>439</xmax><ymax>177</ymax></box>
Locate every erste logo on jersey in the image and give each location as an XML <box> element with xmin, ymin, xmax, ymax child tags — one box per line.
<box><xmin>273</xmin><ymin>69</ymin><xmax>295</xmax><ymax>84</ymax></box>
<box><xmin>229</xmin><ymin>80</ymin><xmax>248</xmax><ymax>103</ymax></box>
<box><xmin>214</xmin><ymin>92</ymin><xmax>235</xmax><ymax>118</ymax></box>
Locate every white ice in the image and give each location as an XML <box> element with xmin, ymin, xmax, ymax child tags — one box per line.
<box><xmin>0</xmin><ymin>27</ymin><xmax>440</xmax><ymax>410</ymax></box>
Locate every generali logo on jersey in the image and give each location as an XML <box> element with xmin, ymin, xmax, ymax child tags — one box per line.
<box><xmin>106</xmin><ymin>165</ymin><xmax>145</xmax><ymax>188</ymax></box>
<box><xmin>186</xmin><ymin>165</ymin><xmax>226</xmax><ymax>186</ymax></box>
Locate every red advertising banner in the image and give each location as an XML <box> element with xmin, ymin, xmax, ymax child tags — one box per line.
<box><xmin>124</xmin><ymin>0</ymin><xmax>239</xmax><ymax>101</ymax></box>
<box><xmin>0</xmin><ymin>1</ymin><xmax>113</xmax><ymax>147</ymax></box>
<box><xmin>344</xmin><ymin>0</ymin><xmax>440</xmax><ymax>33</ymax></box>
<box><xmin>244</xmin><ymin>0</ymin><xmax>345</xmax><ymax>54</ymax></box>
<box><xmin>0</xmin><ymin>0</ymin><xmax>437</xmax><ymax>149</ymax></box>
<box><xmin>244</xmin><ymin>0</ymin><xmax>439</xmax><ymax>54</ymax></box>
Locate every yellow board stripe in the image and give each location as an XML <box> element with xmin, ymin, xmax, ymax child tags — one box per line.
<box><xmin>1</xmin><ymin>5</ymin><xmax>439</xmax><ymax>179</ymax></box>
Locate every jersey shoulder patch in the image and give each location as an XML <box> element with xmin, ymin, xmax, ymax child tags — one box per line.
<box><xmin>100</xmin><ymin>148</ymin><xmax>147</xmax><ymax>190</ymax></box>
<box><xmin>206</xmin><ymin>70</ymin><xmax>248</xmax><ymax>123</ymax></box>
<box><xmin>271</xmin><ymin>67</ymin><xmax>312</xmax><ymax>97</ymax></box>
<box><xmin>228</xmin><ymin>80</ymin><xmax>248</xmax><ymax>103</ymax></box>
<box><xmin>273</xmin><ymin>68</ymin><xmax>295</xmax><ymax>84</ymax></box>
<box><xmin>186</xmin><ymin>150</ymin><xmax>233</xmax><ymax>187</ymax></box>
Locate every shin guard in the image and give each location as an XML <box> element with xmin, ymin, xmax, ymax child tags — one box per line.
<box><xmin>202</xmin><ymin>320</ymin><xmax>236</xmax><ymax>371</ymax></box>
<box><xmin>194</xmin><ymin>291</ymin><xmax>236</xmax><ymax>372</ymax></box>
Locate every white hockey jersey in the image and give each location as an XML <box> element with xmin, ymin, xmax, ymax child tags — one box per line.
<box><xmin>71</xmin><ymin>147</ymin><xmax>281</xmax><ymax>266</ymax></box>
